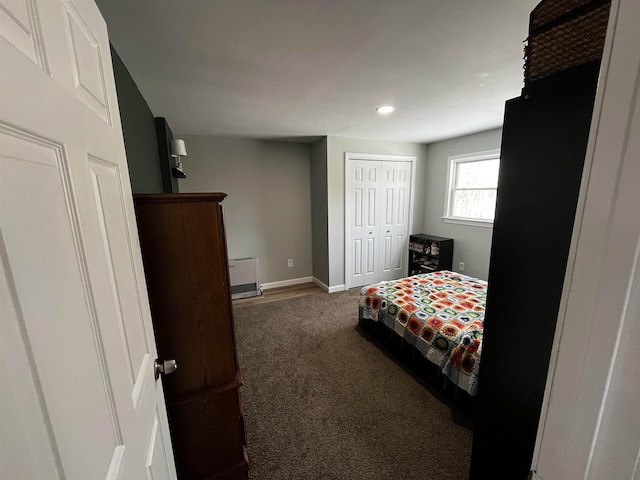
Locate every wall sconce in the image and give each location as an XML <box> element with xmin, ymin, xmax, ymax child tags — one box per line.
<box><xmin>170</xmin><ymin>138</ymin><xmax>187</xmax><ymax>178</ymax></box>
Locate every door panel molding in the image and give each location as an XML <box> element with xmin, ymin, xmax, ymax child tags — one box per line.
<box><xmin>0</xmin><ymin>229</ymin><xmax>64</xmax><ymax>479</ymax></box>
<box><xmin>0</xmin><ymin>0</ymin><xmax>48</xmax><ymax>71</ymax></box>
<box><xmin>62</xmin><ymin>0</ymin><xmax>111</xmax><ymax>124</ymax></box>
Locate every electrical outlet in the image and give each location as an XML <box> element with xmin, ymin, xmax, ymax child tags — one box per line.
<box><xmin>288</xmin><ymin>259</ymin><xmax>293</xmax><ymax>267</ymax></box>
<box><xmin>459</xmin><ymin>262</ymin><xmax>465</xmax><ymax>272</ymax></box>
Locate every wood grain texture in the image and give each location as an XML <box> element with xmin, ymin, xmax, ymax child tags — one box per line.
<box><xmin>134</xmin><ymin>193</ymin><xmax>247</xmax><ymax>480</ymax></box>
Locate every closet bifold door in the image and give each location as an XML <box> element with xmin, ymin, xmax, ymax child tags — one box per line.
<box><xmin>347</xmin><ymin>159</ymin><xmax>413</xmax><ymax>288</ymax></box>
<box><xmin>348</xmin><ymin>160</ymin><xmax>382</xmax><ymax>287</ymax></box>
<box><xmin>378</xmin><ymin>162</ymin><xmax>411</xmax><ymax>282</ymax></box>
<box><xmin>133</xmin><ymin>193</ymin><xmax>248</xmax><ymax>480</ymax></box>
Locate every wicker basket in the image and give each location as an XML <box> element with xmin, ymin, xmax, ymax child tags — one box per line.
<box><xmin>525</xmin><ymin>0</ymin><xmax>611</xmax><ymax>83</ymax></box>
<box><xmin>530</xmin><ymin>0</ymin><xmax>596</xmax><ymax>29</ymax></box>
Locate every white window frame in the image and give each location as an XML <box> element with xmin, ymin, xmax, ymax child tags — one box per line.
<box><xmin>443</xmin><ymin>149</ymin><xmax>500</xmax><ymax>228</ymax></box>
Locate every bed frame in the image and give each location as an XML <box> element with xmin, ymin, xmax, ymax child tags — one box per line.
<box><xmin>358</xmin><ymin>315</ymin><xmax>477</xmax><ymax>428</ymax></box>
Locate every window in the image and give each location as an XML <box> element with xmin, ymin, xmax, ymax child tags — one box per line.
<box><xmin>443</xmin><ymin>149</ymin><xmax>500</xmax><ymax>227</ymax></box>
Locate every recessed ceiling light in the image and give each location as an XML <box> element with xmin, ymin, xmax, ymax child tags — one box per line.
<box><xmin>376</xmin><ymin>105</ymin><xmax>395</xmax><ymax>114</ymax></box>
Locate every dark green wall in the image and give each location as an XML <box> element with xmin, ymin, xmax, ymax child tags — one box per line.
<box><xmin>111</xmin><ymin>45</ymin><xmax>164</xmax><ymax>193</ymax></box>
<box><xmin>155</xmin><ymin>117</ymin><xmax>180</xmax><ymax>193</ymax></box>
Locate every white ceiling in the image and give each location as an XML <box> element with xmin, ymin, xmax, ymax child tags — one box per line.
<box><xmin>97</xmin><ymin>0</ymin><xmax>539</xmax><ymax>144</ymax></box>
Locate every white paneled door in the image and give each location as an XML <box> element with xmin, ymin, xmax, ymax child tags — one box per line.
<box><xmin>346</xmin><ymin>155</ymin><xmax>414</xmax><ymax>288</ymax></box>
<box><xmin>348</xmin><ymin>160</ymin><xmax>382</xmax><ymax>287</ymax></box>
<box><xmin>378</xmin><ymin>161</ymin><xmax>412</xmax><ymax>282</ymax></box>
<box><xmin>0</xmin><ymin>1</ymin><xmax>177</xmax><ymax>479</ymax></box>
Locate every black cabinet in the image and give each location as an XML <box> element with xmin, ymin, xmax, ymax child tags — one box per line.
<box><xmin>469</xmin><ymin>61</ymin><xmax>601</xmax><ymax>479</ymax></box>
<box><xmin>408</xmin><ymin>234</ymin><xmax>453</xmax><ymax>276</ymax></box>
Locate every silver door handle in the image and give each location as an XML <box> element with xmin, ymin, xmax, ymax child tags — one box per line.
<box><xmin>155</xmin><ymin>358</ymin><xmax>178</xmax><ymax>380</ymax></box>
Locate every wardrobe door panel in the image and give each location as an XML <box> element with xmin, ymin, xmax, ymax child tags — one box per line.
<box><xmin>135</xmin><ymin>200</ymin><xmax>237</xmax><ymax>398</ymax></box>
<box><xmin>179</xmin><ymin>201</ymin><xmax>238</xmax><ymax>391</ymax></box>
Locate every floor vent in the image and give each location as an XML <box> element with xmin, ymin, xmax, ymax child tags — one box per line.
<box><xmin>229</xmin><ymin>257</ymin><xmax>262</xmax><ymax>299</ymax></box>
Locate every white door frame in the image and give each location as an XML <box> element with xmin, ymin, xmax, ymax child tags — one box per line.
<box><xmin>344</xmin><ymin>152</ymin><xmax>416</xmax><ymax>289</ymax></box>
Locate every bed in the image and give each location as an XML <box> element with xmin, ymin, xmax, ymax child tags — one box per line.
<box><xmin>358</xmin><ymin>270</ymin><xmax>487</xmax><ymax>396</ymax></box>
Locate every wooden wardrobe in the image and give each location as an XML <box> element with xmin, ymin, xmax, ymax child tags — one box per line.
<box><xmin>133</xmin><ymin>193</ymin><xmax>248</xmax><ymax>480</ymax></box>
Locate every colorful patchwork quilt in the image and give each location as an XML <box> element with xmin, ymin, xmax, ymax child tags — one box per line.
<box><xmin>358</xmin><ymin>270</ymin><xmax>487</xmax><ymax>396</ymax></box>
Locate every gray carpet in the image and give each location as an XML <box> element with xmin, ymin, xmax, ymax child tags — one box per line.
<box><xmin>234</xmin><ymin>289</ymin><xmax>472</xmax><ymax>480</ymax></box>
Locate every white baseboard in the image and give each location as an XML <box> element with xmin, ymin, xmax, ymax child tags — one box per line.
<box><xmin>261</xmin><ymin>276</ymin><xmax>313</xmax><ymax>290</ymax></box>
<box><xmin>271</xmin><ymin>276</ymin><xmax>344</xmax><ymax>293</ymax></box>
<box><xmin>328</xmin><ymin>284</ymin><xmax>346</xmax><ymax>293</ymax></box>
<box><xmin>312</xmin><ymin>277</ymin><xmax>329</xmax><ymax>292</ymax></box>
<box><xmin>312</xmin><ymin>277</ymin><xmax>346</xmax><ymax>293</ymax></box>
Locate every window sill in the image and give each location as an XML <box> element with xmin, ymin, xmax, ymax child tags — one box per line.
<box><xmin>442</xmin><ymin>217</ymin><xmax>494</xmax><ymax>228</ymax></box>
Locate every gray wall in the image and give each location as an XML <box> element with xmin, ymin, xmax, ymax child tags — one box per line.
<box><xmin>422</xmin><ymin>127</ymin><xmax>503</xmax><ymax>280</ymax></box>
<box><xmin>110</xmin><ymin>45</ymin><xmax>163</xmax><ymax>193</ymax></box>
<box><xmin>178</xmin><ymin>135</ymin><xmax>312</xmax><ymax>285</ymax></box>
<box><xmin>310</xmin><ymin>137</ymin><xmax>329</xmax><ymax>286</ymax></box>
<box><xmin>326</xmin><ymin>136</ymin><xmax>428</xmax><ymax>288</ymax></box>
